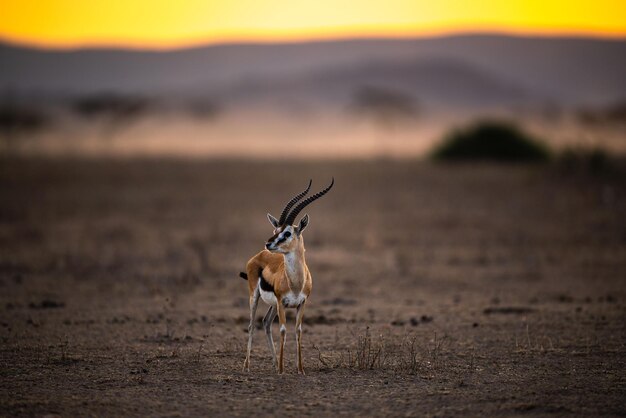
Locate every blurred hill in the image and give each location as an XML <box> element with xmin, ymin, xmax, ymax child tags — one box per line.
<box><xmin>2</xmin><ymin>34</ymin><xmax>625</xmax><ymax>108</ymax></box>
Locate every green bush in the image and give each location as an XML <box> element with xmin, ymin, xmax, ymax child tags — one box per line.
<box><xmin>431</xmin><ymin>121</ymin><xmax>550</xmax><ymax>162</ymax></box>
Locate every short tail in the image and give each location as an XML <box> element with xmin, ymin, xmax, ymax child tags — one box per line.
<box><xmin>239</xmin><ymin>272</ymin><xmax>248</xmax><ymax>280</ymax></box>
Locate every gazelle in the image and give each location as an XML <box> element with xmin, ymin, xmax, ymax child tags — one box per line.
<box><xmin>239</xmin><ymin>178</ymin><xmax>334</xmax><ymax>374</ymax></box>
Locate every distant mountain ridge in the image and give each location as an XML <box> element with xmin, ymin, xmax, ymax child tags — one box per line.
<box><xmin>218</xmin><ymin>57</ymin><xmax>527</xmax><ymax>107</ymax></box>
<box><xmin>1</xmin><ymin>34</ymin><xmax>625</xmax><ymax>107</ymax></box>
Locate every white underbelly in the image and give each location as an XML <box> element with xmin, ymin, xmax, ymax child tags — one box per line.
<box><xmin>258</xmin><ymin>281</ymin><xmax>277</xmax><ymax>306</ymax></box>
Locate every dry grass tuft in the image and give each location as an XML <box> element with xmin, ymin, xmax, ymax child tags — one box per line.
<box><xmin>314</xmin><ymin>327</ymin><xmax>454</xmax><ymax>376</ymax></box>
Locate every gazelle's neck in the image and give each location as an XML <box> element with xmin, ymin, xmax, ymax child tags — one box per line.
<box><xmin>283</xmin><ymin>240</ymin><xmax>306</xmax><ymax>292</ymax></box>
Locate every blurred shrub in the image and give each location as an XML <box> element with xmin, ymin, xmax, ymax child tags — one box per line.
<box><xmin>72</xmin><ymin>94</ymin><xmax>150</xmax><ymax>119</ymax></box>
<box><xmin>605</xmin><ymin>101</ymin><xmax>626</xmax><ymax>123</ymax></box>
<box><xmin>0</xmin><ymin>104</ymin><xmax>50</xmax><ymax>135</ymax></box>
<box><xmin>184</xmin><ymin>100</ymin><xmax>220</xmax><ymax>120</ymax></box>
<box><xmin>351</xmin><ymin>86</ymin><xmax>417</xmax><ymax>123</ymax></box>
<box><xmin>556</xmin><ymin>147</ymin><xmax>620</xmax><ymax>175</ymax></box>
<box><xmin>577</xmin><ymin>101</ymin><xmax>626</xmax><ymax>126</ymax></box>
<box><xmin>431</xmin><ymin>121</ymin><xmax>550</xmax><ymax>162</ymax></box>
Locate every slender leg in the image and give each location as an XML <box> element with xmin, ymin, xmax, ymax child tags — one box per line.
<box><xmin>295</xmin><ymin>301</ymin><xmax>306</xmax><ymax>374</ymax></box>
<box><xmin>243</xmin><ymin>286</ymin><xmax>260</xmax><ymax>372</ymax></box>
<box><xmin>276</xmin><ymin>302</ymin><xmax>287</xmax><ymax>374</ymax></box>
<box><xmin>263</xmin><ymin>305</ymin><xmax>278</xmax><ymax>371</ymax></box>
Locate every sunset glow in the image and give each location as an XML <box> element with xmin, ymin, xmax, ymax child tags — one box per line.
<box><xmin>1</xmin><ymin>0</ymin><xmax>625</xmax><ymax>49</ymax></box>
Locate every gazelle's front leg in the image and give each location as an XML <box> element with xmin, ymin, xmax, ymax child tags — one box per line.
<box><xmin>276</xmin><ymin>302</ymin><xmax>287</xmax><ymax>374</ymax></box>
<box><xmin>243</xmin><ymin>287</ymin><xmax>260</xmax><ymax>372</ymax></box>
<box><xmin>263</xmin><ymin>305</ymin><xmax>278</xmax><ymax>371</ymax></box>
<box><xmin>295</xmin><ymin>301</ymin><xmax>306</xmax><ymax>374</ymax></box>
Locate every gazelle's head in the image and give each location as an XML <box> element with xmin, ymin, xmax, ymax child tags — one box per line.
<box><xmin>265</xmin><ymin>178</ymin><xmax>334</xmax><ymax>254</ymax></box>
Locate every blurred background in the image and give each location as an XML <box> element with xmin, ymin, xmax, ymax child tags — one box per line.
<box><xmin>1</xmin><ymin>2</ymin><xmax>626</xmax><ymax>416</ymax></box>
<box><xmin>1</xmin><ymin>0</ymin><xmax>625</xmax><ymax>158</ymax></box>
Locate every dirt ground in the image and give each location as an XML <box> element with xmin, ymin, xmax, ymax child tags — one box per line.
<box><xmin>0</xmin><ymin>158</ymin><xmax>625</xmax><ymax>417</ymax></box>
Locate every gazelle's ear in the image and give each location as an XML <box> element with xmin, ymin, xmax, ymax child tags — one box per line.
<box><xmin>267</xmin><ymin>213</ymin><xmax>281</xmax><ymax>228</ymax></box>
<box><xmin>296</xmin><ymin>214</ymin><xmax>309</xmax><ymax>235</ymax></box>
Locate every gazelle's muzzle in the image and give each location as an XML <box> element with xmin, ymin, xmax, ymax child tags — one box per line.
<box><xmin>265</xmin><ymin>230</ymin><xmax>280</xmax><ymax>250</ymax></box>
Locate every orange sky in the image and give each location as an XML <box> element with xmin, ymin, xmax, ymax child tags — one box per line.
<box><xmin>1</xmin><ymin>0</ymin><xmax>625</xmax><ymax>49</ymax></box>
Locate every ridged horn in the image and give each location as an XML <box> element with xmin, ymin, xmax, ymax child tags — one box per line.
<box><xmin>284</xmin><ymin>177</ymin><xmax>334</xmax><ymax>226</ymax></box>
<box><xmin>278</xmin><ymin>179</ymin><xmax>312</xmax><ymax>226</ymax></box>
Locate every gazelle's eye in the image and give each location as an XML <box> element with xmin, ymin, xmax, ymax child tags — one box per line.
<box><xmin>283</xmin><ymin>231</ymin><xmax>291</xmax><ymax>238</ymax></box>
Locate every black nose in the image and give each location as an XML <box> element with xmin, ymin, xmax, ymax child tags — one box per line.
<box><xmin>265</xmin><ymin>243</ymin><xmax>271</xmax><ymax>249</ymax></box>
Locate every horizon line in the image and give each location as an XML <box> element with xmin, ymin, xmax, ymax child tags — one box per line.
<box><xmin>1</xmin><ymin>28</ymin><xmax>625</xmax><ymax>52</ymax></box>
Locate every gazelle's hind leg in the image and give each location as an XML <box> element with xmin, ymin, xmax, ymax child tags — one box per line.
<box><xmin>243</xmin><ymin>286</ymin><xmax>260</xmax><ymax>372</ymax></box>
<box><xmin>295</xmin><ymin>302</ymin><xmax>306</xmax><ymax>374</ymax></box>
<box><xmin>263</xmin><ymin>305</ymin><xmax>278</xmax><ymax>371</ymax></box>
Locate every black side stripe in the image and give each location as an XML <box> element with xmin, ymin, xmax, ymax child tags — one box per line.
<box><xmin>259</xmin><ymin>268</ymin><xmax>274</xmax><ymax>292</ymax></box>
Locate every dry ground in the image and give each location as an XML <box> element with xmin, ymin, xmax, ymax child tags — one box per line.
<box><xmin>0</xmin><ymin>158</ymin><xmax>625</xmax><ymax>417</ymax></box>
